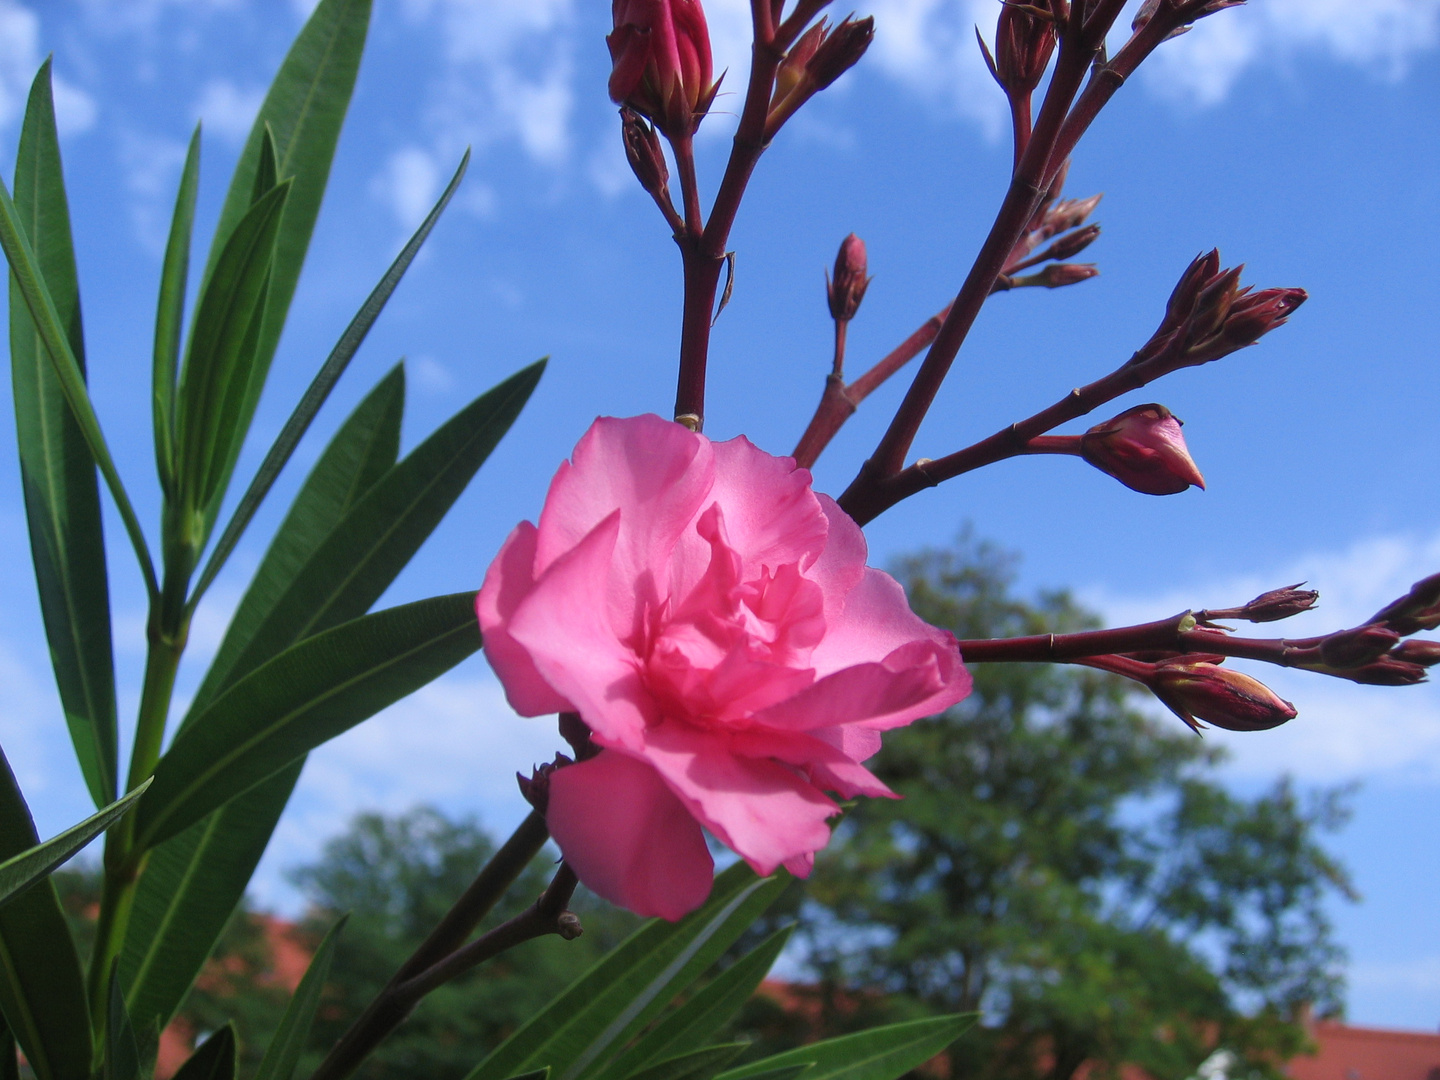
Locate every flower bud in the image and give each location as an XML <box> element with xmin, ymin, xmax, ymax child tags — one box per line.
<box><xmin>1152</xmin><ymin>662</ymin><xmax>1297</xmax><ymax>732</ymax></box>
<box><xmin>1332</xmin><ymin>657</ymin><xmax>1428</xmax><ymax>686</ymax></box>
<box><xmin>621</xmin><ymin>106</ymin><xmax>670</xmax><ymax>200</ymax></box>
<box><xmin>827</xmin><ymin>233</ymin><xmax>871</xmax><ymax>322</ymax></box>
<box><xmin>1079</xmin><ymin>403</ymin><xmax>1205</xmax><ymax>496</ymax></box>
<box><xmin>775</xmin><ymin>20</ymin><xmax>827</xmax><ymax>102</ymax></box>
<box><xmin>1238</xmin><ymin>583</ymin><xmax>1320</xmax><ymax>622</ymax></box>
<box><xmin>1369</xmin><ymin>572</ymin><xmax>1440</xmax><ymax>634</ymax></box>
<box><xmin>517</xmin><ymin>753</ymin><xmax>573</xmax><ymax>813</ymax></box>
<box><xmin>608</xmin><ymin>0</ymin><xmax>719</xmax><ymax>139</ymax></box>
<box><xmin>807</xmin><ymin>16</ymin><xmax>874</xmax><ymax>92</ymax></box>
<box><xmin>990</xmin><ymin>1</ymin><xmax>1057</xmax><ymax>96</ymax></box>
<box><xmin>1318</xmin><ymin>625</ymin><xmax>1401</xmax><ymax>669</ymax></box>
<box><xmin>1392</xmin><ymin>639</ymin><xmax>1440</xmax><ymax>668</ymax></box>
<box><xmin>1037</xmin><ymin>223</ymin><xmax>1100</xmax><ymax>263</ymax></box>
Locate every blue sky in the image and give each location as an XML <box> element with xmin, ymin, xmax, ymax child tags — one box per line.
<box><xmin>1</xmin><ymin>0</ymin><xmax>1439</xmax><ymax>1032</ymax></box>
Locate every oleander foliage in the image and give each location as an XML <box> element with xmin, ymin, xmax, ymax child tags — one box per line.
<box><xmin>0</xmin><ymin>3</ymin><xmax>972</xmax><ymax>1077</ymax></box>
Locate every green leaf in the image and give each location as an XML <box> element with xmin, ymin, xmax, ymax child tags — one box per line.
<box><xmin>200</xmin><ymin>0</ymin><xmax>372</xmax><ymax>455</ymax></box>
<box><xmin>134</xmin><ymin>592</ymin><xmax>480</xmax><ymax>851</ymax></box>
<box><xmin>0</xmin><ymin>154</ymin><xmax>157</xmax><ymax>600</ymax></box>
<box><xmin>152</xmin><ymin>125</ymin><xmax>200</xmax><ymax>494</ymax></box>
<box><xmin>601</xmin><ymin>925</ymin><xmax>794</xmax><ymax>1080</ymax></box>
<box><xmin>717</xmin><ymin>1066</ymin><xmax>809</xmax><ymax>1080</ymax></box>
<box><xmin>189</xmin><ymin>150</ymin><xmax>470</xmax><ymax>609</ymax></box>
<box><xmin>468</xmin><ymin>864</ymin><xmax>789</xmax><ymax>1080</ymax></box>
<box><xmin>504</xmin><ymin>1071</ymin><xmax>552</xmax><ymax>1080</ymax></box>
<box><xmin>174</xmin><ymin>180</ymin><xmax>291</xmax><ymax>541</ymax></box>
<box><xmin>171</xmin><ymin>1023</ymin><xmax>236</xmax><ymax>1080</ymax></box>
<box><xmin>714</xmin><ymin>1016</ymin><xmax>975</xmax><ymax>1080</ymax></box>
<box><xmin>0</xmin><ymin>781</ymin><xmax>149</xmax><ymax>910</ymax></box>
<box><xmin>104</xmin><ymin>972</ymin><xmax>139</xmax><ymax>1080</ymax></box>
<box><xmin>625</xmin><ymin>1044</ymin><xmax>748</xmax><ymax>1080</ymax></box>
<box><xmin>9</xmin><ymin>58</ymin><xmax>119</xmax><ymax>809</ymax></box>
<box><xmin>250</xmin><ymin>123</ymin><xmax>279</xmax><ymax>205</ymax></box>
<box><xmin>0</xmin><ymin>745</ymin><xmax>91</xmax><ymax>1080</ymax></box>
<box><xmin>226</xmin><ymin>360</ymin><xmax>542</xmax><ymax>683</ymax></box>
<box><xmin>121</xmin><ymin>370</ymin><xmax>401</xmax><ymax>1036</ymax></box>
<box><xmin>254</xmin><ymin>914</ymin><xmax>346</xmax><ymax>1080</ymax></box>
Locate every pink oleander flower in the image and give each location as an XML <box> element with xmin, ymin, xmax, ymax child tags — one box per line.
<box><xmin>608</xmin><ymin>0</ymin><xmax>717</xmax><ymax>139</ymax></box>
<box><xmin>479</xmin><ymin>415</ymin><xmax>971</xmax><ymax>920</ymax></box>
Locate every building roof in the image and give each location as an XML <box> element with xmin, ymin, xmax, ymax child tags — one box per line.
<box><xmin>1288</xmin><ymin>1020</ymin><xmax>1440</xmax><ymax>1080</ymax></box>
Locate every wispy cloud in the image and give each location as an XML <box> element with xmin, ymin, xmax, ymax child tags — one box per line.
<box><xmin>1143</xmin><ymin>0</ymin><xmax>1440</xmax><ymax>106</ymax></box>
<box><xmin>0</xmin><ymin>1</ymin><xmax>97</xmax><ymax>136</ymax></box>
<box><xmin>192</xmin><ymin>77</ymin><xmax>263</xmax><ymax>143</ymax></box>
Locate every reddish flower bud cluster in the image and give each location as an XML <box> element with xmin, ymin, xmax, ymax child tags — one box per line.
<box><xmin>1369</xmin><ymin>571</ymin><xmax>1440</xmax><ymax>635</ymax></box>
<box><xmin>608</xmin><ymin>0</ymin><xmax>719</xmax><ymax>139</ymax></box>
<box><xmin>1079</xmin><ymin>403</ymin><xmax>1205</xmax><ymax>496</ymax></box>
<box><xmin>978</xmin><ymin>2</ymin><xmax>1057</xmax><ymax>98</ymax></box>
<box><xmin>1241</xmin><ymin>584</ymin><xmax>1320</xmax><ymax>623</ymax></box>
<box><xmin>620</xmin><ymin>106</ymin><xmax>671</xmax><ymax>204</ymax></box>
<box><xmin>1131</xmin><ymin>250</ymin><xmax>1306</xmax><ymax>371</ymax></box>
<box><xmin>1004</xmin><ymin>180</ymin><xmax>1103</xmax><ymax>275</ymax></box>
<box><xmin>827</xmin><ymin>233</ymin><xmax>871</xmax><ymax>322</ymax></box>
<box><xmin>768</xmin><ymin>17</ymin><xmax>875</xmax><ymax>136</ymax></box>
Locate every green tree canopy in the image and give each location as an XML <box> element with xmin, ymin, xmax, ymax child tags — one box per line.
<box><xmin>747</xmin><ymin>536</ymin><xmax>1354</xmax><ymax>1080</ymax></box>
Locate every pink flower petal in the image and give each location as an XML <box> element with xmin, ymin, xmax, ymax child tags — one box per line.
<box><xmin>548</xmin><ymin>751</ymin><xmax>714</xmax><ymax>921</ymax></box>
<box><xmin>698</xmin><ymin>436</ymin><xmax>828</xmax><ymax>580</ymax></box>
<box><xmin>640</xmin><ymin>724</ymin><xmax>837</xmax><ymax>876</ymax></box>
<box><xmin>510</xmin><ymin>512</ymin><xmax>658</xmax><ymax>752</ymax></box>
<box><xmin>729</xmin><ymin>728</ymin><xmax>896</xmax><ymax>800</ymax></box>
<box><xmin>751</xmin><ymin>637</ymin><xmax>969</xmax><ymax>734</ymax></box>
<box><xmin>809</xmin><ymin>496</ymin><xmax>867</xmax><ymax>614</ymax></box>
<box><xmin>535</xmin><ymin>416</ymin><xmax>714</xmax><ymax>638</ymax></box>
<box><xmin>477</xmin><ymin>522</ymin><xmax>574</xmax><ymax>716</ymax></box>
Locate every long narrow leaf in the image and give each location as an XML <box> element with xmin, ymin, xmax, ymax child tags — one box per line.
<box><xmin>0</xmin><ymin>746</ymin><xmax>91</xmax><ymax>1080</ymax></box>
<box><xmin>104</xmin><ymin>972</ymin><xmax>139</xmax><ymax>1080</ymax></box>
<box><xmin>254</xmin><ymin>915</ymin><xmax>346</xmax><ymax>1080</ymax></box>
<box><xmin>713</xmin><ymin>1017</ymin><xmax>975</xmax><ymax>1080</ymax></box>
<box><xmin>10</xmin><ymin>60</ymin><xmax>119</xmax><ymax>807</ymax></box>
<box><xmin>225</xmin><ymin>360</ymin><xmax>542</xmax><ymax>684</ymax></box>
<box><xmin>0</xmin><ymin>1012</ymin><xmax>17</xmax><ymax>1080</ymax></box>
<box><xmin>199</xmin><ymin>0</ymin><xmax>372</xmax><ymax>455</ymax></box>
<box><xmin>0</xmin><ymin>781</ymin><xmax>148</xmax><ymax>910</ymax></box>
<box><xmin>133</xmin><ymin>592</ymin><xmax>480</xmax><ymax>851</ymax></box>
<box><xmin>122</xmin><ymin>369</ymin><xmax>402</xmax><ymax>1036</ymax></box>
<box><xmin>190</xmin><ymin>150</ymin><xmax>470</xmax><ymax>608</ymax></box>
<box><xmin>626</xmin><ymin>1044</ymin><xmax>748</xmax><ymax>1080</ymax></box>
<box><xmin>174</xmin><ymin>180</ymin><xmax>290</xmax><ymax>536</ymax></box>
<box><xmin>152</xmin><ymin>125</ymin><xmax>200</xmax><ymax>493</ymax></box>
<box><xmin>0</xmin><ymin>166</ymin><xmax>157</xmax><ymax>598</ymax></box>
<box><xmin>468</xmin><ymin>865</ymin><xmax>788</xmax><ymax>1080</ymax></box>
<box><xmin>171</xmin><ymin>1024</ymin><xmax>236</xmax><ymax>1080</ymax></box>
<box><xmin>600</xmin><ymin>925</ymin><xmax>794</xmax><ymax>1080</ymax></box>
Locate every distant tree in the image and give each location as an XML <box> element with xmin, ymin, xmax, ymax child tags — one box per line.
<box><xmin>293</xmin><ymin>806</ymin><xmax>640</xmax><ymax>1078</ymax></box>
<box><xmin>736</xmin><ymin>536</ymin><xmax>1354</xmax><ymax>1080</ymax></box>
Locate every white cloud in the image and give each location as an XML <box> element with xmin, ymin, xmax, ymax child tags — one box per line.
<box><xmin>1083</xmin><ymin>529</ymin><xmax>1440</xmax><ymax>784</ymax></box>
<box><xmin>1143</xmin><ymin>0</ymin><xmax>1440</xmax><ymax>107</ymax></box>
<box><xmin>116</xmin><ymin>129</ymin><xmax>191</xmax><ymax>254</ymax></box>
<box><xmin>251</xmin><ymin>671</ymin><xmax>563</xmax><ymax>912</ymax></box>
<box><xmin>372</xmin><ymin>145</ymin><xmax>443</xmax><ymax>231</ymax></box>
<box><xmin>192</xmin><ymin>78</ymin><xmax>263</xmax><ymax>144</ymax></box>
<box><xmin>372</xmin><ymin>0</ymin><xmax>577</xmax><ymax>226</ymax></box>
<box><xmin>866</xmin><ymin>0</ymin><xmax>1008</xmax><ymax>139</ymax></box>
<box><xmin>0</xmin><ymin>1</ymin><xmax>96</xmax><ymax>136</ymax></box>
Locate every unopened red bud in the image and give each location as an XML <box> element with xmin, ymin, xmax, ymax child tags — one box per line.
<box><xmin>807</xmin><ymin>16</ymin><xmax>874</xmax><ymax>91</ymax></box>
<box><xmin>1162</xmin><ymin>249</ymin><xmax>1221</xmax><ymax>332</ymax></box>
<box><xmin>1042</xmin><ymin>193</ymin><xmax>1102</xmax><ymax>237</ymax></box>
<box><xmin>1319</xmin><ymin>625</ymin><xmax>1401</xmax><ymax>669</ymax></box>
<box><xmin>1037</xmin><ymin>223</ymin><xmax>1100</xmax><ymax>263</ymax></box>
<box><xmin>776</xmin><ymin>20</ymin><xmax>826</xmax><ymax>102</ymax></box>
<box><xmin>1337</xmin><ymin>657</ymin><xmax>1428</xmax><ymax>686</ymax></box>
<box><xmin>1370</xmin><ymin>571</ymin><xmax>1440</xmax><ymax>634</ymax></box>
<box><xmin>1040</xmin><ymin>263</ymin><xmax>1098</xmax><ymax>288</ymax></box>
<box><xmin>992</xmin><ymin>0</ymin><xmax>1056</xmax><ymax>95</ymax></box>
<box><xmin>1242</xmin><ymin>583</ymin><xmax>1320</xmax><ymax>622</ymax></box>
<box><xmin>1392</xmin><ymin>640</ymin><xmax>1440</xmax><ymax>667</ymax></box>
<box><xmin>620</xmin><ymin>107</ymin><xmax>670</xmax><ymax>199</ymax></box>
<box><xmin>1080</xmin><ymin>403</ymin><xmax>1205</xmax><ymax>496</ymax></box>
<box><xmin>608</xmin><ymin>0</ymin><xmax>719</xmax><ymax>138</ymax></box>
<box><xmin>1222</xmin><ymin>287</ymin><xmax>1307</xmax><ymax>346</ymax></box>
<box><xmin>827</xmin><ymin>233</ymin><xmax>871</xmax><ymax>322</ymax></box>
<box><xmin>1185</xmin><ymin>264</ymin><xmax>1244</xmax><ymax>345</ymax></box>
<box><xmin>517</xmin><ymin>753</ymin><xmax>573</xmax><ymax>813</ymax></box>
<box><xmin>1152</xmin><ymin>662</ymin><xmax>1297</xmax><ymax>733</ymax></box>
